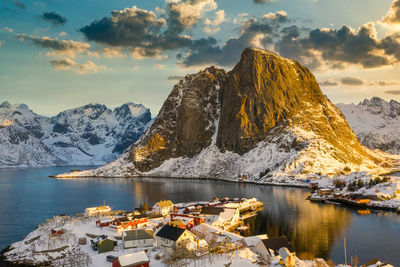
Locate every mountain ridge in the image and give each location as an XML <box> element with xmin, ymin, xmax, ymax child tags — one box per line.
<box><xmin>60</xmin><ymin>48</ymin><xmax>398</xmax><ymax>181</ymax></box>
<box><xmin>0</xmin><ymin>101</ymin><xmax>152</xmax><ymax>167</ymax></box>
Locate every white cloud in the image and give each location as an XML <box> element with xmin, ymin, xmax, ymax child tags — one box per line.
<box><xmin>78</xmin><ymin>61</ymin><xmax>107</xmax><ymax>74</ymax></box>
<box><xmin>203</xmin><ymin>10</ymin><xmax>226</xmax><ymax>34</ymax></box>
<box><xmin>3</xmin><ymin>27</ymin><xmax>13</xmax><ymax>33</ymax></box>
<box><xmin>59</xmin><ymin>31</ymin><xmax>67</xmax><ymax>37</ymax></box>
<box><xmin>103</xmin><ymin>47</ymin><xmax>126</xmax><ymax>58</ymax></box>
<box><xmin>154</xmin><ymin>63</ymin><xmax>166</xmax><ymax>69</ymax></box>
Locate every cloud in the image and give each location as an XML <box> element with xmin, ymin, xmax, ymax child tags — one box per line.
<box><xmin>254</xmin><ymin>0</ymin><xmax>275</xmax><ymax>4</ymax></box>
<box><xmin>154</xmin><ymin>63</ymin><xmax>165</xmax><ymax>69</ymax></box>
<box><xmin>369</xmin><ymin>80</ymin><xmax>400</xmax><ymax>86</ymax></box>
<box><xmin>167</xmin><ymin>75</ymin><xmax>184</xmax><ymax>81</ymax></box>
<box><xmin>4</xmin><ymin>0</ymin><xmax>26</xmax><ymax>10</ymax></box>
<box><xmin>203</xmin><ymin>10</ymin><xmax>226</xmax><ymax>34</ymax></box>
<box><xmin>0</xmin><ymin>75</ymin><xmax>8</xmax><ymax>79</ymax></box>
<box><xmin>0</xmin><ymin>41</ymin><xmax>4</xmax><ymax>47</ymax></box>
<box><xmin>78</xmin><ymin>61</ymin><xmax>106</xmax><ymax>74</ymax></box>
<box><xmin>166</xmin><ymin>0</ymin><xmax>217</xmax><ymax>34</ymax></box>
<box><xmin>181</xmin><ymin>11</ymin><xmax>290</xmax><ymax>67</ymax></box>
<box><xmin>17</xmin><ymin>34</ymin><xmax>90</xmax><ymax>57</ymax></box>
<box><xmin>79</xmin><ymin>2</ymin><xmax>219</xmax><ymax>58</ymax></box>
<box><xmin>319</xmin><ymin>80</ymin><xmax>338</xmax><ymax>87</ymax></box>
<box><xmin>59</xmin><ymin>32</ymin><xmax>67</xmax><ymax>37</ymax></box>
<box><xmin>131</xmin><ymin>65</ymin><xmax>140</xmax><ymax>72</ymax></box>
<box><xmin>385</xmin><ymin>89</ymin><xmax>400</xmax><ymax>95</ymax></box>
<box><xmin>383</xmin><ymin>0</ymin><xmax>400</xmax><ymax>25</ymax></box>
<box><xmin>50</xmin><ymin>57</ymin><xmax>76</xmax><ymax>70</ymax></box>
<box><xmin>40</xmin><ymin>11</ymin><xmax>67</xmax><ymax>26</ymax></box>
<box><xmin>3</xmin><ymin>27</ymin><xmax>13</xmax><ymax>32</ymax></box>
<box><xmin>341</xmin><ymin>76</ymin><xmax>364</xmax><ymax>86</ymax></box>
<box><xmin>102</xmin><ymin>47</ymin><xmax>126</xmax><ymax>58</ymax></box>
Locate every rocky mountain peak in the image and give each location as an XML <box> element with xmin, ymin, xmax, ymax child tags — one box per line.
<box><xmin>360</xmin><ymin>97</ymin><xmax>400</xmax><ymax>117</ymax></box>
<box><xmin>0</xmin><ymin>101</ymin><xmax>11</xmax><ymax>109</ymax></box>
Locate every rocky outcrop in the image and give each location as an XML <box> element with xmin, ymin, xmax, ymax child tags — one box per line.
<box><xmin>61</xmin><ymin>48</ymin><xmax>396</xmax><ymax>180</ymax></box>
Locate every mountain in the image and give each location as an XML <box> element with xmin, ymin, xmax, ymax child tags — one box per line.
<box><xmin>59</xmin><ymin>48</ymin><xmax>396</xmax><ymax>181</ymax></box>
<box><xmin>337</xmin><ymin>97</ymin><xmax>400</xmax><ymax>154</ymax></box>
<box><xmin>0</xmin><ymin>101</ymin><xmax>151</xmax><ymax>168</ymax></box>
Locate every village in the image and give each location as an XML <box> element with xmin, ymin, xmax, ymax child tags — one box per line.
<box><xmin>2</xmin><ymin>197</ymin><xmax>395</xmax><ymax>267</ymax></box>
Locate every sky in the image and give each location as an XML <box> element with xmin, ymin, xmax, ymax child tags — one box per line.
<box><xmin>1</xmin><ymin>0</ymin><xmax>400</xmax><ymax>116</ymax></box>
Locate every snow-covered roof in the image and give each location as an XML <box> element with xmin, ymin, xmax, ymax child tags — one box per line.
<box><xmin>155</xmin><ymin>200</ymin><xmax>173</xmax><ymax>208</ymax></box>
<box><xmin>117</xmin><ymin>251</ymin><xmax>149</xmax><ymax>266</ymax></box>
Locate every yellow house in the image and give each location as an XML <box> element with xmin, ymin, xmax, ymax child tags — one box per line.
<box><xmin>152</xmin><ymin>200</ymin><xmax>174</xmax><ymax>216</ymax></box>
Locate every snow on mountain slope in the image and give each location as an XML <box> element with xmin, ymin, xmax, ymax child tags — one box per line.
<box><xmin>0</xmin><ymin>101</ymin><xmax>152</xmax><ymax>168</ymax></box>
<box><xmin>57</xmin><ymin>48</ymin><xmax>399</xmax><ymax>181</ymax></box>
<box><xmin>337</xmin><ymin>97</ymin><xmax>400</xmax><ymax>154</ymax></box>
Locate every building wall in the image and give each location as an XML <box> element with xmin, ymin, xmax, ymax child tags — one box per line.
<box><xmin>254</xmin><ymin>241</ymin><xmax>270</xmax><ymax>262</ymax></box>
<box><xmin>123</xmin><ymin>238</ymin><xmax>153</xmax><ymax>248</ymax></box>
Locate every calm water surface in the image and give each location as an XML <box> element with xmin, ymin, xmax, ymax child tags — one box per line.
<box><xmin>0</xmin><ymin>166</ymin><xmax>399</xmax><ymax>265</ymax></box>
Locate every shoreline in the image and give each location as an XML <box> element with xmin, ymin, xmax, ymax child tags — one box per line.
<box><xmin>51</xmin><ymin>173</ymin><xmax>400</xmax><ymax>214</ymax></box>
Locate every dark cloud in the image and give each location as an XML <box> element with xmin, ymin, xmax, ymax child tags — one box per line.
<box><xmin>320</xmin><ymin>80</ymin><xmax>338</xmax><ymax>87</ymax></box>
<box><xmin>383</xmin><ymin>0</ymin><xmax>400</xmax><ymax>25</ymax></box>
<box><xmin>167</xmin><ymin>75</ymin><xmax>184</xmax><ymax>81</ymax></box>
<box><xmin>41</xmin><ymin>11</ymin><xmax>67</xmax><ymax>26</ymax></box>
<box><xmin>17</xmin><ymin>34</ymin><xmax>90</xmax><ymax>57</ymax></box>
<box><xmin>254</xmin><ymin>0</ymin><xmax>275</xmax><ymax>4</ymax></box>
<box><xmin>181</xmin><ymin>11</ymin><xmax>290</xmax><ymax>66</ymax></box>
<box><xmin>341</xmin><ymin>77</ymin><xmax>364</xmax><ymax>86</ymax></box>
<box><xmin>385</xmin><ymin>90</ymin><xmax>400</xmax><ymax>95</ymax></box>
<box><xmin>3</xmin><ymin>0</ymin><xmax>25</xmax><ymax>9</ymax></box>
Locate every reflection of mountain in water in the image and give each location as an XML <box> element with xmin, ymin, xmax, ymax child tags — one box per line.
<box><xmin>244</xmin><ymin>187</ymin><xmax>352</xmax><ymax>260</ymax></box>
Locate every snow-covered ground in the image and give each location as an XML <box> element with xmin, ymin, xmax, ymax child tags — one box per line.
<box><xmin>3</xmin><ymin>203</ymin><xmax>335</xmax><ymax>267</ymax></box>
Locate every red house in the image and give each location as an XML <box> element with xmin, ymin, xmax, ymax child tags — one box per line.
<box><xmin>50</xmin><ymin>228</ymin><xmax>64</xmax><ymax>237</ymax></box>
<box><xmin>112</xmin><ymin>251</ymin><xmax>150</xmax><ymax>267</ymax></box>
<box><xmin>110</xmin><ymin>217</ymin><xmax>149</xmax><ymax>233</ymax></box>
<box><xmin>96</xmin><ymin>219</ymin><xmax>113</xmax><ymax>227</ymax></box>
<box><xmin>169</xmin><ymin>214</ymin><xmax>204</xmax><ymax>229</ymax></box>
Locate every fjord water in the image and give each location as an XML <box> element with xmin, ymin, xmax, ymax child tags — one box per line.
<box><xmin>1</xmin><ymin>167</ymin><xmax>399</xmax><ymax>264</ymax></box>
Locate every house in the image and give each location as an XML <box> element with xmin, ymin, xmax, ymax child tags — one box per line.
<box><xmin>279</xmin><ymin>247</ymin><xmax>296</xmax><ymax>267</ymax></box>
<box><xmin>241</xmin><ymin>234</ymin><xmax>269</xmax><ymax>251</ymax></box>
<box><xmin>213</xmin><ymin>207</ymin><xmax>240</xmax><ymax>229</ymax></box>
<box><xmin>254</xmin><ymin>236</ymin><xmax>294</xmax><ymax>262</ymax></box>
<box><xmin>169</xmin><ymin>214</ymin><xmax>204</xmax><ymax>229</ymax></box>
<box><xmin>112</xmin><ymin>251</ymin><xmax>150</xmax><ymax>267</ymax></box>
<box><xmin>152</xmin><ymin>200</ymin><xmax>174</xmax><ymax>216</ymax></box>
<box><xmin>96</xmin><ymin>218</ymin><xmax>113</xmax><ymax>227</ymax></box>
<box><xmin>91</xmin><ymin>235</ymin><xmax>117</xmax><ymax>253</ymax></box>
<box><xmin>199</xmin><ymin>207</ymin><xmax>224</xmax><ymax>224</ymax></box>
<box><xmin>122</xmin><ymin>229</ymin><xmax>154</xmax><ymax>249</ymax></box>
<box><xmin>50</xmin><ymin>228</ymin><xmax>64</xmax><ymax>237</ymax></box>
<box><xmin>155</xmin><ymin>224</ymin><xmax>197</xmax><ymax>254</ymax></box>
<box><xmin>110</xmin><ymin>217</ymin><xmax>149</xmax><ymax>233</ymax></box>
<box><xmin>317</xmin><ymin>188</ymin><xmax>333</xmax><ymax>196</ymax></box>
<box><xmin>85</xmin><ymin>205</ymin><xmax>111</xmax><ymax>216</ymax></box>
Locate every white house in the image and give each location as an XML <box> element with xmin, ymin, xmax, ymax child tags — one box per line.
<box><xmin>85</xmin><ymin>205</ymin><xmax>111</xmax><ymax>216</ymax></box>
<box><xmin>122</xmin><ymin>229</ymin><xmax>154</xmax><ymax>249</ymax></box>
<box><xmin>200</xmin><ymin>206</ymin><xmax>240</xmax><ymax>229</ymax></box>
<box><xmin>155</xmin><ymin>225</ymin><xmax>197</xmax><ymax>254</ymax></box>
<box><xmin>253</xmin><ymin>237</ymin><xmax>293</xmax><ymax>262</ymax></box>
<box><xmin>152</xmin><ymin>200</ymin><xmax>174</xmax><ymax>216</ymax></box>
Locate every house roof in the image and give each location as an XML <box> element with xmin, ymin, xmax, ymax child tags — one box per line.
<box><xmin>261</xmin><ymin>237</ymin><xmax>293</xmax><ymax>255</ymax></box>
<box><xmin>155</xmin><ymin>225</ymin><xmax>189</xmax><ymax>241</ymax></box>
<box><xmin>117</xmin><ymin>251</ymin><xmax>149</xmax><ymax>267</ymax></box>
<box><xmin>123</xmin><ymin>229</ymin><xmax>154</xmax><ymax>241</ymax></box>
<box><xmin>156</xmin><ymin>200</ymin><xmax>173</xmax><ymax>208</ymax></box>
<box><xmin>200</xmin><ymin>207</ymin><xmax>224</xmax><ymax>215</ymax></box>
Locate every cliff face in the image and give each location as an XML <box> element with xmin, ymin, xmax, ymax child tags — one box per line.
<box><xmin>62</xmin><ymin>48</ymin><xmax>396</xmax><ymax>179</ymax></box>
<box><xmin>130</xmin><ymin>67</ymin><xmax>226</xmax><ymax>172</ymax></box>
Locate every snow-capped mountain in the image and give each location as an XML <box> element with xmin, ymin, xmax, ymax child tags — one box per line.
<box><xmin>0</xmin><ymin>101</ymin><xmax>151</xmax><ymax>167</ymax></box>
<box><xmin>59</xmin><ymin>48</ymin><xmax>397</xmax><ymax>180</ymax></box>
<box><xmin>337</xmin><ymin>97</ymin><xmax>400</xmax><ymax>154</ymax></box>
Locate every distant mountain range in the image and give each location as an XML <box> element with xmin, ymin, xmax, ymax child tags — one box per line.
<box><xmin>0</xmin><ymin>101</ymin><xmax>152</xmax><ymax>167</ymax></box>
<box><xmin>60</xmin><ymin>48</ymin><xmax>397</xmax><ymax>180</ymax></box>
<box><xmin>337</xmin><ymin>97</ymin><xmax>400</xmax><ymax>155</ymax></box>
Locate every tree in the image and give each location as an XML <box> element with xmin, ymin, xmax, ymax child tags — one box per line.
<box><xmin>357</xmin><ymin>179</ymin><xmax>364</xmax><ymax>188</ymax></box>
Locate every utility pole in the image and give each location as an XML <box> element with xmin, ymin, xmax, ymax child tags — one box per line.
<box><xmin>344</xmin><ymin>237</ymin><xmax>347</xmax><ymax>266</ymax></box>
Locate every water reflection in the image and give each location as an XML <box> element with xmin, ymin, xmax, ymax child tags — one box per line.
<box><xmin>1</xmin><ymin>169</ymin><xmax>399</xmax><ymax>264</ymax></box>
